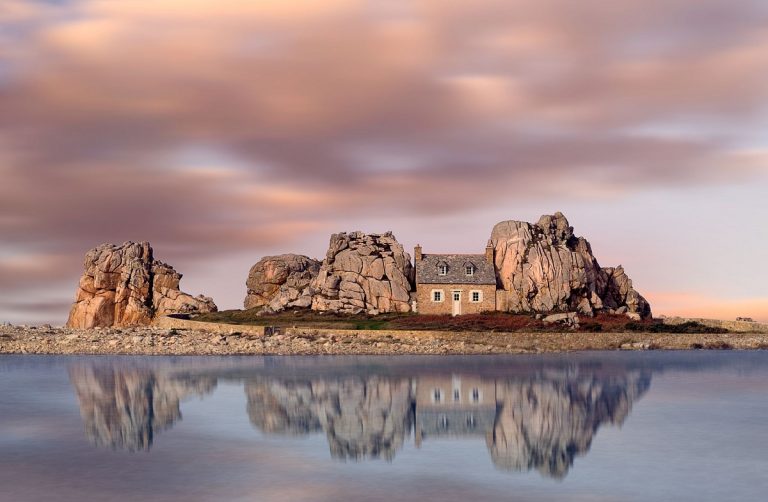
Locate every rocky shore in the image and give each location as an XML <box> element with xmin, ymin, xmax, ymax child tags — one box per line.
<box><xmin>3</xmin><ymin>323</ymin><xmax>768</xmax><ymax>356</ymax></box>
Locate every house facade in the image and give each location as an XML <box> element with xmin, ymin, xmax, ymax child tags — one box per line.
<box><xmin>413</xmin><ymin>241</ymin><xmax>497</xmax><ymax>315</ymax></box>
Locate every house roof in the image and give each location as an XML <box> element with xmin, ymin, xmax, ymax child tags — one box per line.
<box><xmin>415</xmin><ymin>254</ymin><xmax>496</xmax><ymax>285</ymax></box>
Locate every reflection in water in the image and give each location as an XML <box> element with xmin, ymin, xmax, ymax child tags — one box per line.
<box><xmin>68</xmin><ymin>359</ymin><xmax>649</xmax><ymax>477</ymax></box>
<box><xmin>245</xmin><ymin>371</ymin><xmax>649</xmax><ymax>477</ymax></box>
<box><xmin>246</xmin><ymin>377</ymin><xmax>414</xmax><ymax>461</ymax></box>
<box><xmin>488</xmin><ymin>373</ymin><xmax>649</xmax><ymax>478</ymax></box>
<box><xmin>69</xmin><ymin>365</ymin><xmax>216</xmax><ymax>451</ymax></box>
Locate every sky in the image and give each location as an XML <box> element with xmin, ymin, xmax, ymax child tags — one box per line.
<box><xmin>0</xmin><ymin>0</ymin><xmax>766</xmax><ymax>324</ymax></box>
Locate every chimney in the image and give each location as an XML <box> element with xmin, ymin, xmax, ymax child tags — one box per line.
<box><xmin>485</xmin><ymin>239</ymin><xmax>494</xmax><ymax>264</ymax></box>
<box><xmin>414</xmin><ymin>244</ymin><xmax>422</xmax><ymax>262</ymax></box>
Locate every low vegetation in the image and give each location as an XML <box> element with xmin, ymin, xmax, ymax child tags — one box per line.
<box><xmin>192</xmin><ymin>309</ymin><xmax>727</xmax><ymax>334</ymax></box>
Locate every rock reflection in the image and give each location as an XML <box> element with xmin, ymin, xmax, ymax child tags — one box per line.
<box><xmin>246</xmin><ymin>377</ymin><xmax>413</xmax><ymax>460</ymax></box>
<box><xmin>488</xmin><ymin>371</ymin><xmax>650</xmax><ymax>478</ymax></box>
<box><xmin>68</xmin><ymin>360</ymin><xmax>650</xmax><ymax>477</ymax></box>
<box><xmin>247</xmin><ymin>370</ymin><xmax>649</xmax><ymax>477</ymax></box>
<box><xmin>69</xmin><ymin>365</ymin><xmax>216</xmax><ymax>451</ymax></box>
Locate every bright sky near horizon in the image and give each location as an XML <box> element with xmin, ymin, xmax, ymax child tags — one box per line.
<box><xmin>0</xmin><ymin>0</ymin><xmax>766</xmax><ymax>324</ymax></box>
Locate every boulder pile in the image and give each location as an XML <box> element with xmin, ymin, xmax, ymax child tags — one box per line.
<box><xmin>309</xmin><ymin>231</ymin><xmax>414</xmax><ymax>314</ymax></box>
<box><xmin>66</xmin><ymin>242</ymin><xmax>216</xmax><ymax>328</ymax></box>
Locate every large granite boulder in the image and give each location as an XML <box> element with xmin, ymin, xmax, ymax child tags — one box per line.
<box><xmin>310</xmin><ymin>231</ymin><xmax>414</xmax><ymax>314</ymax></box>
<box><xmin>66</xmin><ymin>242</ymin><xmax>217</xmax><ymax>328</ymax></box>
<box><xmin>491</xmin><ymin>212</ymin><xmax>651</xmax><ymax>318</ymax></box>
<box><xmin>244</xmin><ymin>254</ymin><xmax>320</xmax><ymax>311</ymax></box>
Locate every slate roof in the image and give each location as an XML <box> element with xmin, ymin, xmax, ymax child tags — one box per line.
<box><xmin>415</xmin><ymin>254</ymin><xmax>497</xmax><ymax>285</ymax></box>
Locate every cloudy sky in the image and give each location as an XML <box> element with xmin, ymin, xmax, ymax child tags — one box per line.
<box><xmin>1</xmin><ymin>0</ymin><xmax>767</xmax><ymax>324</ymax></box>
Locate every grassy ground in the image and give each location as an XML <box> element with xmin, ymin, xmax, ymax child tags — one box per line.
<box><xmin>191</xmin><ymin>309</ymin><xmax>728</xmax><ymax>334</ymax></box>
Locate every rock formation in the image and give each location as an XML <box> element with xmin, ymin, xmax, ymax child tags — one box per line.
<box><xmin>69</xmin><ymin>364</ymin><xmax>216</xmax><ymax>451</ymax></box>
<box><xmin>246</xmin><ymin>376</ymin><xmax>414</xmax><ymax>460</ymax></box>
<box><xmin>66</xmin><ymin>242</ymin><xmax>217</xmax><ymax>328</ymax></box>
<box><xmin>244</xmin><ymin>254</ymin><xmax>320</xmax><ymax>311</ymax></box>
<box><xmin>487</xmin><ymin>370</ymin><xmax>650</xmax><ymax>478</ymax></box>
<box><xmin>491</xmin><ymin>212</ymin><xmax>651</xmax><ymax>318</ymax></box>
<box><xmin>310</xmin><ymin>231</ymin><xmax>414</xmax><ymax>314</ymax></box>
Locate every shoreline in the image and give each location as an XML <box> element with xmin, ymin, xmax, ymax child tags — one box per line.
<box><xmin>3</xmin><ymin>323</ymin><xmax>768</xmax><ymax>356</ymax></box>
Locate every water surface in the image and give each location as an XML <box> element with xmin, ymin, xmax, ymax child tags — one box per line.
<box><xmin>2</xmin><ymin>352</ymin><xmax>767</xmax><ymax>501</ymax></box>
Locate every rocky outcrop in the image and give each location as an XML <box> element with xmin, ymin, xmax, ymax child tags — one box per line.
<box><xmin>246</xmin><ymin>377</ymin><xmax>414</xmax><ymax>460</ymax></box>
<box><xmin>487</xmin><ymin>371</ymin><xmax>650</xmax><ymax>478</ymax></box>
<box><xmin>69</xmin><ymin>364</ymin><xmax>216</xmax><ymax>451</ymax></box>
<box><xmin>310</xmin><ymin>231</ymin><xmax>414</xmax><ymax>314</ymax></box>
<box><xmin>66</xmin><ymin>242</ymin><xmax>217</xmax><ymax>328</ymax></box>
<box><xmin>244</xmin><ymin>254</ymin><xmax>320</xmax><ymax>311</ymax></box>
<box><xmin>491</xmin><ymin>212</ymin><xmax>651</xmax><ymax>318</ymax></box>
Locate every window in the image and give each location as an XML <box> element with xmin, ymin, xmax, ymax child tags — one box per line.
<box><xmin>438</xmin><ymin>414</ymin><xmax>449</xmax><ymax>429</ymax></box>
<box><xmin>438</xmin><ymin>264</ymin><xmax>448</xmax><ymax>275</ymax></box>
<box><xmin>465</xmin><ymin>266</ymin><xmax>474</xmax><ymax>276</ymax></box>
<box><xmin>432</xmin><ymin>290</ymin><xmax>443</xmax><ymax>302</ymax></box>
<box><xmin>471</xmin><ymin>388</ymin><xmax>480</xmax><ymax>403</ymax></box>
<box><xmin>466</xmin><ymin>414</ymin><xmax>476</xmax><ymax>428</ymax></box>
<box><xmin>433</xmin><ymin>388</ymin><xmax>443</xmax><ymax>403</ymax></box>
<box><xmin>452</xmin><ymin>291</ymin><xmax>461</xmax><ymax>302</ymax></box>
<box><xmin>453</xmin><ymin>389</ymin><xmax>460</xmax><ymax>402</ymax></box>
<box><xmin>470</xmin><ymin>290</ymin><xmax>482</xmax><ymax>303</ymax></box>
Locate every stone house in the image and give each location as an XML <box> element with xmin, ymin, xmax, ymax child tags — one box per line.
<box><xmin>413</xmin><ymin>241</ymin><xmax>497</xmax><ymax>315</ymax></box>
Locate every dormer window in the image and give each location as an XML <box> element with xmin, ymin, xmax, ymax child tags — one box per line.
<box><xmin>437</xmin><ymin>262</ymin><xmax>448</xmax><ymax>275</ymax></box>
<box><xmin>463</xmin><ymin>262</ymin><xmax>475</xmax><ymax>276</ymax></box>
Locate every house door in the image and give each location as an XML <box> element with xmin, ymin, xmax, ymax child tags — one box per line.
<box><xmin>452</xmin><ymin>291</ymin><xmax>461</xmax><ymax>316</ymax></box>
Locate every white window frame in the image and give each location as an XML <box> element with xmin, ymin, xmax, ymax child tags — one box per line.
<box><xmin>470</xmin><ymin>290</ymin><xmax>482</xmax><ymax>303</ymax></box>
<box><xmin>470</xmin><ymin>387</ymin><xmax>482</xmax><ymax>404</ymax></box>
<box><xmin>438</xmin><ymin>264</ymin><xmax>448</xmax><ymax>275</ymax></box>
<box><xmin>431</xmin><ymin>289</ymin><xmax>444</xmax><ymax>302</ymax></box>
<box><xmin>465</xmin><ymin>266</ymin><xmax>474</xmax><ymax>276</ymax></box>
<box><xmin>432</xmin><ymin>388</ymin><xmax>444</xmax><ymax>404</ymax></box>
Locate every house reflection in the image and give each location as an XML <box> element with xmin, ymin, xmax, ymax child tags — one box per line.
<box><xmin>414</xmin><ymin>375</ymin><xmax>496</xmax><ymax>446</ymax></box>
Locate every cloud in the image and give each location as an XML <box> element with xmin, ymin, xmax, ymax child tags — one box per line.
<box><xmin>0</xmin><ymin>0</ymin><xmax>767</xmax><ymax>320</ymax></box>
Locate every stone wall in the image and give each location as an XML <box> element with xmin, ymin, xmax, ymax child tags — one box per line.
<box><xmin>415</xmin><ymin>284</ymin><xmax>496</xmax><ymax>315</ymax></box>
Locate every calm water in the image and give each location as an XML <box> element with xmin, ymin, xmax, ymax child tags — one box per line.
<box><xmin>2</xmin><ymin>352</ymin><xmax>768</xmax><ymax>502</ymax></box>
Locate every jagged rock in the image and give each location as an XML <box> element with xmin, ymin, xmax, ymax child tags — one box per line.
<box><xmin>69</xmin><ymin>364</ymin><xmax>216</xmax><ymax>451</ymax></box>
<box><xmin>543</xmin><ymin>312</ymin><xmax>580</xmax><ymax>328</ymax></box>
<box><xmin>310</xmin><ymin>231</ymin><xmax>414</xmax><ymax>314</ymax></box>
<box><xmin>244</xmin><ymin>254</ymin><xmax>320</xmax><ymax>311</ymax></box>
<box><xmin>66</xmin><ymin>242</ymin><xmax>217</xmax><ymax>328</ymax></box>
<box><xmin>487</xmin><ymin>371</ymin><xmax>650</xmax><ymax>478</ymax></box>
<box><xmin>246</xmin><ymin>377</ymin><xmax>414</xmax><ymax>460</ymax></box>
<box><xmin>491</xmin><ymin>212</ymin><xmax>651</xmax><ymax>318</ymax></box>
